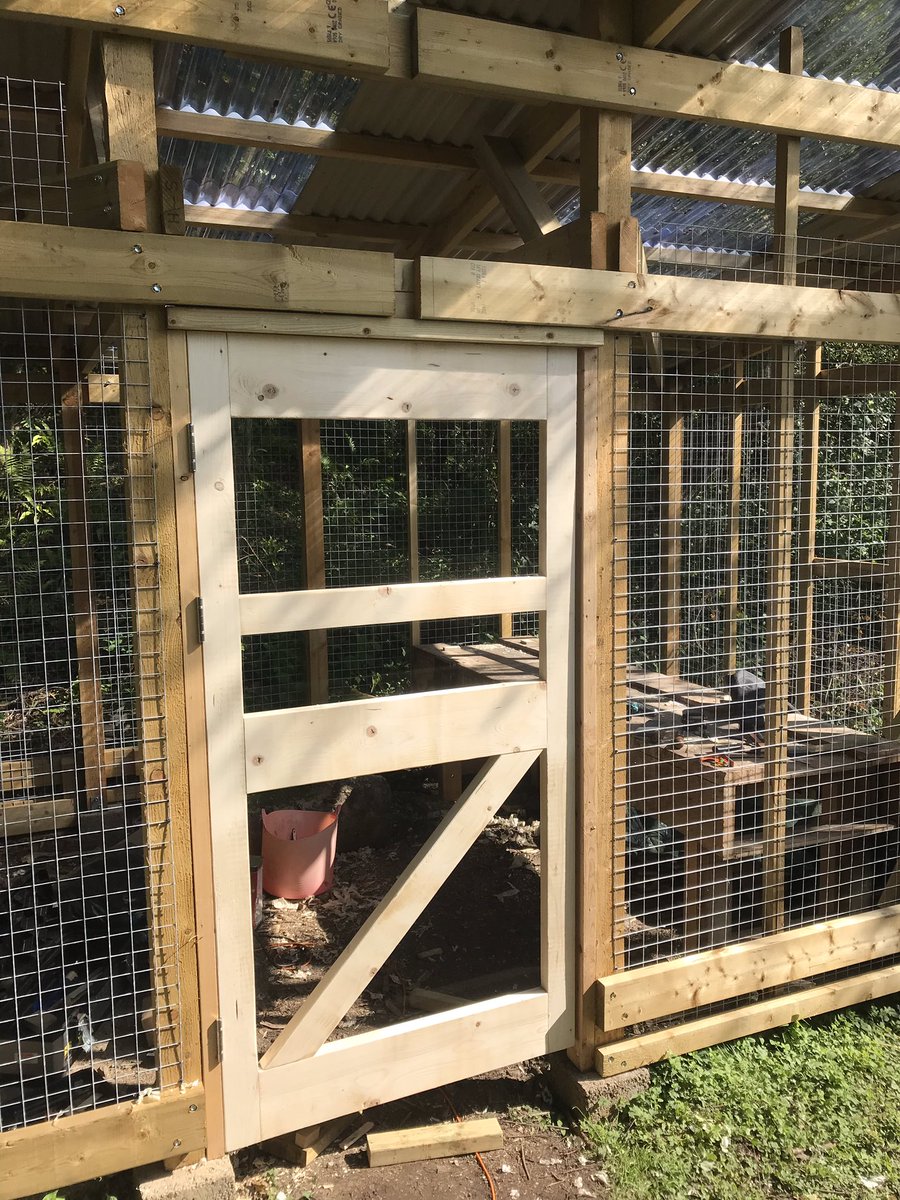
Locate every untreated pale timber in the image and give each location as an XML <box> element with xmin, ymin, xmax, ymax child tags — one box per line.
<box><xmin>299</xmin><ymin>418</ymin><xmax>328</xmax><ymax>704</ymax></box>
<box><xmin>413</xmin><ymin>10</ymin><xmax>900</xmax><ymax>149</ymax></box>
<box><xmin>0</xmin><ymin>160</ymin><xmax>148</xmax><ymax>231</ymax></box>
<box><xmin>498</xmin><ymin>212</ymin><xmax>606</xmax><ymax>268</ymax></box>
<box><xmin>0</xmin><ymin>1091</ymin><xmax>206</xmax><ymax>1200</ymax></box>
<box><xmin>762</xmin><ymin>28</ymin><xmax>801</xmax><ymax>936</ymax></box>
<box><xmin>367</xmin><ymin>1117</ymin><xmax>504</xmax><ymax>1167</ymax></box>
<box><xmin>244</xmin><ymin>683</ymin><xmax>547</xmax><ymax>792</ymax></box>
<box><xmin>167</xmin><ymin>330</ymin><xmax>226</xmax><ymax>1155</ymax></box>
<box><xmin>64</xmin><ymin>28</ymin><xmax>93</xmax><ymax>170</ymax></box>
<box><xmin>599</xmin><ymin>903</ymin><xmax>900</xmax><ymax>1029</ymax></box>
<box><xmin>184</xmin><ymin>202</ymin><xmax>520</xmax><ymax>252</ymax></box>
<box><xmin>167</xmin><ymin>306</ymin><xmax>606</xmax><ymax>347</ymax></box>
<box><xmin>102</xmin><ymin>34</ymin><xmax>204</xmax><ymax>1113</ymax></box>
<box><xmin>416</xmin><ymin>258</ymin><xmax>900</xmax><ymax>344</ymax></box>
<box><xmin>597</xmin><ymin>963</ymin><xmax>900</xmax><ymax>1076</ymax></box>
<box><xmin>1</xmin><ymin>0</ymin><xmax>391</xmax><ymax>75</ymax></box>
<box><xmin>474</xmin><ymin>134</ymin><xmax>560</xmax><ymax>242</ymax></box>
<box><xmin>633</xmin><ymin>0</ymin><xmax>707</xmax><ymax>46</ymax></box>
<box><xmin>260</xmin><ymin>751</ymin><xmax>540</xmax><ymax>1068</ymax></box>
<box><xmin>60</xmin><ymin>398</ymin><xmax>107</xmax><ymax>802</ymax></box>
<box><xmin>0</xmin><ymin>220</ymin><xmax>394</xmax><ymax>314</ymax></box>
<box><xmin>153</xmin><ymin>112</ymin><xmax>900</xmax><ymax>222</ymax></box>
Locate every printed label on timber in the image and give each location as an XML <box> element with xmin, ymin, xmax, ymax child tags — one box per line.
<box><xmin>327</xmin><ymin>1</ymin><xmax>344</xmax><ymax>43</ymax></box>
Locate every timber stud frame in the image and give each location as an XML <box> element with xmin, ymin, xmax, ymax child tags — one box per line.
<box><xmin>0</xmin><ymin>1</ymin><xmax>899</xmax><ymax>1194</ymax></box>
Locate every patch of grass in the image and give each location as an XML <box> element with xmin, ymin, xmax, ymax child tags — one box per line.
<box><xmin>581</xmin><ymin>1004</ymin><xmax>900</xmax><ymax>1200</ymax></box>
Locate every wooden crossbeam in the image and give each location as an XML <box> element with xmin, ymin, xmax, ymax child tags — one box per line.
<box><xmin>414</xmin><ymin>10</ymin><xmax>900</xmax><ymax>149</ymax></box>
<box><xmin>183</xmin><ymin>202</ymin><xmax>520</xmax><ymax>252</ymax></box>
<box><xmin>0</xmin><ymin>220</ymin><xmax>394</xmax><ymax>314</ymax></box>
<box><xmin>259</xmin><ymin>751</ymin><xmax>541</xmax><ymax>1069</ymax></box>
<box><xmin>416</xmin><ymin>258</ymin><xmax>900</xmax><ymax>344</ymax></box>
<box><xmin>1</xmin><ymin>0</ymin><xmax>391</xmax><ymax>76</ymax></box>
<box><xmin>154</xmin><ymin>111</ymin><xmax>900</xmax><ymax>223</ymax></box>
<box><xmin>473</xmin><ymin>134</ymin><xmax>560</xmax><ymax>242</ymax></box>
<box><xmin>633</xmin><ymin>0</ymin><xmax>707</xmax><ymax>47</ymax></box>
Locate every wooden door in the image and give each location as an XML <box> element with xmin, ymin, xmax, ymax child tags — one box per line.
<box><xmin>188</xmin><ymin>332</ymin><xmax>576</xmax><ymax>1150</ymax></box>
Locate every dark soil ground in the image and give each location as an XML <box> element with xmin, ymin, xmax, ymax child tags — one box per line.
<box><xmin>234</xmin><ymin>1061</ymin><xmax>599</xmax><ymax>1200</ymax></box>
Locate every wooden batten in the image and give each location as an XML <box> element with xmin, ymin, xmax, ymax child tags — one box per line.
<box><xmin>413</xmin><ymin>9</ymin><xmax>900</xmax><ymax>149</ymax></box>
<box><xmin>3</xmin><ymin>0</ymin><xmax>392</xmax><ymax>75</ymax></box>
<box><xmin>417</xmin><ymin>258</ymin><xmax>900</xmax><ymax>343</ymax></box>
<box><xmin>0</xmin><ymin>221</ymin><xmax>394</xmax><ymax>314</ymax></box>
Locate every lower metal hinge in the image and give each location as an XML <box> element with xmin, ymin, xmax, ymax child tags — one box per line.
<box><xmin>195</xmin><ymin>596</ymin><xmax>205</xmax><ymax>645</ymax></box>
<box><xmin>212</xmin><ymin>1017</ymin><xmax>224</xmax><ymax>1066</ymax></box>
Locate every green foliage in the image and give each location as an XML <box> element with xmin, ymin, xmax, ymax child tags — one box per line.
<box><xmin>582</xmin><ymin>1005</ymin><xmax>900</xmax><ymax>1200</ymax></box>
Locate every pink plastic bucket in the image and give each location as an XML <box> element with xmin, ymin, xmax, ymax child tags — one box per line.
<box><xmin>261</xmin><ymin>809</ymin><xmax>339</xmax><ymax>900</ymax></box>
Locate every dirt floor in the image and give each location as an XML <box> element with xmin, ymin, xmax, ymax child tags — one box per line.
<box><xmin>234</xmin><ymin>1061</ymin><xmax>602</xmax><ymax>1200</ymax></box>
<box><xmin>252</xmin><ymin>769</ymin><xmax>543</xmax><ymax>1053</ymax></box>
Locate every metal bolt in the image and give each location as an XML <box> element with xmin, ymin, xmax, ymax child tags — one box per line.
<box><xmin>114</xmin><ymin>4</ymin><xmax>126</xmax><ymax>14</ymax></box>
<box><xmin>627</xmin><ymin>280</ymin><xmax>636</xmax><ymax>289</ymax></box>
<box><xmin>189</xmin><ymin>1104</ymin><xmax>198</xmax><ymax>1113</ymax></box>
<box><xmin>132</xmin><ymin>244</ymin><xmax>143</xmax><ymax>254</ymax></box>
<box><xmin>103</xmin><ymin>204</ymin><xmax>113</xmax><ymax>214</ymax></box>
<box><xmin>615</xmin><ymin>309</ymin><xmax>624</xmax><ymax>318</ymax></box>
<box><xmin>629</xmin><ymin>86</ymin><xmax>637</xmax><ymax>95</ymax></box>
<box><xmin>615</xmin><ymin>51</ymin><xmax>624</xmax><ymax>62</ymax></box>
<box><xmin>172</xmin><ymin>1139</ymin><xmax>182</xmax><ymax>1149</ymax></box>
<box><xmin>93</xmin><ymin>174</ymin><xmax>102</xmax><ymax>183</ymax></box>
<box><xmin>151</xmin><ymin>283</ymin><xmax>162</xmax><ymax>293</ymax></box>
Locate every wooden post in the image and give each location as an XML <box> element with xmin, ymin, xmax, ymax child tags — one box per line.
<box><xmin>571</xmin><ymin>0</ymin><xmax>633</xmax><ymax>1071</ymax></box>
<box><xmin>794</xmin><ymin>341</ymin><xmax>822</xmax><ymax>712</ymax></box>
<box><xmin>299</xmin><ymin>418</ymin><xmax>329</xmax><ymax>704</ymax></box>
<box><xmin>60</xmin><ymin>392</ymin><xmax>107</xmax><ymax>803</ymax></box>
<box><xmin>761</xmin><ymin>27</ymin><xmax>802</xmax><ymax>935</ymax></box>
<box><xmin>101</xmin><ymin>34</ymin><xmax>204</xmax><ymax>1122</ymax></box>
<box><xmin>498</xmin><ymin>419</ymin><xmax>513</xmax><ymax>637</ymax></box>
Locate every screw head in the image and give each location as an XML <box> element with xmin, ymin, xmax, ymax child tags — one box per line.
<box><xmin>628</xmin><ymin>280</ymin><xmax>636</xmax><ymax>288</ymax></box>
<box><xmin>629</xmin><ymin>86</ymin><xmax>637</xmax><ymax>95</ymax></box>
<box><xmin>151</xmin><ymin>283</ymin><xmax>162</xmax><ymax>293</ymax></box>
<box><xmin>172</xmin><ymin>1138</ymin><xmax>182</xmax><ymax>1149</ymax></box>
<box><xmin>615</xmin><ymin>308</ymin><xmax>624</xmax><ymax>318</ymax></box>
<box><xmin>615</xmin><ymin>51</ymin><xmax>624</xmax><ymax>62</ymax></box>
<box><xmin>132</xmin><ymin>244</ymin><xmax>143</xmax><ymax>254</ymax></box>
<box><xmin>188</xmin><ymin>1104</ymin><xmax>198</xmax><ymax>1113</ymax></box>
<box><xmin>114</xmin><ymin>4</ymin><xmax>126</xmax><ymax>14</ymax></box>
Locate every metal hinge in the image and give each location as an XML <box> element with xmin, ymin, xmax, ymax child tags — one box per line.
<box><xmin>195</xmin><ymin>596</ymin><xmax>205</xmax><ymax>646</ymax></box>
<box><xmin>212</xmin><ymin>1017</ymin><xmax>224</xmax><ymax>1066</ymax></box>
<box><xmin>186</xmin><ymin>422</ymin><xmax>197</xmax><ymax>474</ymax></box>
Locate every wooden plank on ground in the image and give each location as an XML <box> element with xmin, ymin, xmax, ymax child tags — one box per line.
<box><xmin>413</xmin><ymin>9</ymin><xmax>900</xmax><ymax>149</ymax></box>
<box><xmin>0</xmin><ymin>1091</ymin><xmax>206</xmax><ymax>1200</ymax></box>
<box><xmin>2</xmin><ymin>0</ymin><xmax>391</xmax><ymax>75</ymax></box>
<box><xmin>260</xmin><ymin>752</ymin><xmax>540</xmax><ymax>1068</ymax></box>
<box><xmin>597</xmin><ymin>962</ymin><xmax>900</xmax><ymax>1076</ymax></box>
<box><xmin>0</xmin><ymin>221</ymin><xmax>394</xmax><ymax>315</ymax></box>
<box><xmin>417</xmin><ymin>258</ymin><xmax>900</xmax><ymax>343</ymax></box>
<box><xmin>599</xmin><ymin>902</ymin><xmax>900</xmax><ymax>1029</ymax></box>
<box><xmin>367</xmin><ymin>1117</ymin><xmax>503</xmax><ymax>1167</ymax></box>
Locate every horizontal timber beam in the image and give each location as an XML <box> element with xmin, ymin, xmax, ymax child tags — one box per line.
<box><xmin>0</xmin><ymin>1091</ymin><xmax>206</xmax><ymax>1200</ymax></box>
<box><xmin>417</xmin><ymin>257</ymin><xmax>900</xmax><ymax>343</ymax></box>
<box><xmin>0</xmin><ymin>160</ymin><xmax>147</xmax><ymax>231</ymax></box>
<box><xmin>156</xmin><ymin>110</ymin><xmax>900</xmax><ymax>223</ymax></box>
<box><xmin>599</xmin><ymin>903</ymin><xmax>900</xmax><ymax>1029</ymax></box>
<box><xmin>184</xmin><ymin>202</ymin><xmax>520</xmax><ymax>252</ymax></box>
<box><xmin>414</xmin><ymin>10</ymin><xmax>900</xmax><ymax>149</ymax></box>
<box><xmin>0</xmin><ymin>221</ymin><xmax>394</xmax><ymax>314</ymax></box>
<box><xmin>597</xmin><ymin>961</ymin><xmax>900</xmax><ymax>1076</ymax></box>
<box><xmin>0</xmin><ymin>0</ymin><xmax>390</xmax><ymax>75</ymax></box>
<box><xmin>167</xmin><ymin>306</ymin><xmax>605</xmax><ymax>346</ymax></box>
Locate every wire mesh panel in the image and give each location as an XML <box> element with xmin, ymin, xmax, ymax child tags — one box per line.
<box><xmin>614</xmin><ymin>334</ymin><xmax>900</xmax><ymax>980</ymax></box>
<box><xmin>0</xmin><ymin>77</ymin><xmax>69</xmax><ymax>226</ymax></box>
<box><xmin>0</xmin><ymin>301</ymin><xmax>182</xmax><ymax>1130</ymax></box>
<box><xmin>234</xmin><ymin>417</ymin><xmax>542</xmax><ymax>709</ymax></box>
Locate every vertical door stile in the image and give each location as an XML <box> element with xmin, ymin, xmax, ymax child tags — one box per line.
<box><xmin>541</xmin><ymin>348</ymin><xmax>578</xmax><ymax>1037</ymax></box>
<box><xmin>187</xmin><ymin>331</ymin><xmax>262</xmax><ymax>1149</ymax></box>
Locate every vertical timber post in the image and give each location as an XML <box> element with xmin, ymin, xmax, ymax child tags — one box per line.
<box><xmin>101</xmin><ymin>34</ymin><xmax>208</xmax><ymax>1147</ymax></box>
<box><xmin>571</xmin><ymin>0</ymin><xmax>633</xmax><ymax>1070</ymax></box>
<box><xmin>762</xmin><ymin>27</ymin><xmax>802</xmax><ymax>935</ymax></box>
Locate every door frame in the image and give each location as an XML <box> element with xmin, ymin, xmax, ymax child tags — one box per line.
<box><xmin>186</xmin><ymin>328</ymin><xmax>578</xmax><ymax>1150</ymax></box>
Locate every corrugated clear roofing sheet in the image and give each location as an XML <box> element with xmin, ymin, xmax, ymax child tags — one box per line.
<box><xmin>158</xmin><ymin>0</ymin><xmax>900</xmax><ymax>235</ymax></box>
